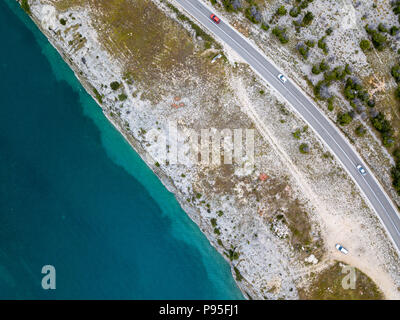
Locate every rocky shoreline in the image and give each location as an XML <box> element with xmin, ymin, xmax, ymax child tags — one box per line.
<box><xmin>21</xmin><ymin>1</ymin><xmax>262</xmax><ymax>299</ymax></box>
<box><xmin>17</xmin><ymin>0</ymin><xmax>400</xmax><ymax>299</ymax></box>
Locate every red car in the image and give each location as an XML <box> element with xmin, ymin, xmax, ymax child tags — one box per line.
<box><xmin>210</xmin><ymin>14</ymin><xmax>220</xmax><ymax>24</ymax></box>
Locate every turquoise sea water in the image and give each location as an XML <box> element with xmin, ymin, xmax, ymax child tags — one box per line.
<box><xmin>0</xmin><ymin>0</ymin><xmax>243</xmax><ymax>299</ymax></box>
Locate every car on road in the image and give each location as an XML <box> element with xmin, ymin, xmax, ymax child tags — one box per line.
<box><xmin>210</xmin><ymin>14</ymin><xmax>220</xmax><ymax>24</ymax></box>
<box><xmin>335</xmin><ymin>243</ymin><xmax>348</xmax><ymax>255</ymax></box>
<box><xmin>356</xmin><ymin>164</ymin><xmax>367</xmax><ymax>175</ymax></box>
<box><xmin>278</xmin><ymin>73</ymin><xmax>287</xmax><ymax>83</ymax></box>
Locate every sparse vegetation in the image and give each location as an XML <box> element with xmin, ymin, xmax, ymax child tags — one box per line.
<box><xmin>311</xmin><ymin>65</ymin><xmax>321</xmax><ymax>75</ymax></box>
<box><xmin>365</xmin><ymin>24</ymin><xmax>387</xmax><ymax>51</ymax></box>
<box><xmin>292</xmin><ymin>129</ymin><xmax>301</xmax><ymax>139</ymax></box>
<box><xmin>21</xmin><ymin>0</ymin><xmax>31</xmax><ymax>14</ymax></box>
<box><xmin>118</xmin><ymin>93</ymin><xmax>128</xmax><ymax>101</ymax></box>
<box><xmin>276</xmin><ymin>5</ymin><xmax>287</xmax><ymax>16</ymax></box>
<box><xmin>355</xmin><ymin>125</ymin><xmax>366</xmax><ymax>137</ymax></box>
<box><xmin>318</xmin><ymin>36</ymin><xmax>328</xmax><ymax>54</ymax></box>
<box><xmin>289</xmin><ymin>6</ymin><xmax>300</xmax><ymax>18</ymax></box>
<box><xmin>360</xmin><ymin>39</ymin><xmax>371</xmax><ymax>51</ymax></box>
<box><xmin>261</xmin><ymin>23</ymin><xmax>269</xmax><ymax>31</ymax></box>
<box><xmin>234</xmin><ymin>266</ymin><xmax>243</xmax><ymax>281</ymax></box>
<box><xmin>302</xmin><ymin>11</ymin><xmax>314</xmax><ymax>26</ymax></box>
<box><xmin>337</xmin><ymin>112</ymin><xmax>353</xmax><ymax>126</ymax></box>
<box><xmin>110</xmin><ymin>81</ymin><xmax>121</xmax><ymax>91</ymax></box>
<box><xmin>371</xmin><ymin>112</ymin><xmax>394</xmax><ymax>147</ymax></box>
<box><xmin>272</xmin><ymin>27</ymin><xmax>289</xmax><ymax>44</ymax></box>
<box><xmin>305</xmin><ymin>39</ymin><xmax>315</xmax><ymax>48</ymax></box>
<box><xmin>245</xmin><ymin>4</ymin><xmax>262</xmax><ymax>24</ymax></box>
<box><xmin>299</xmin><ymin>143</ymin><xmax>310</xmax><ymax>154</ymax></box>
<box><xmin>297</xmin><ymin>43</ymin><xmax>309</xmax><ymax>59</ymax></box>
<box><xmin>93</xmin><ymin>87</ymin><xmax>103</xmax><ymax>104</ymax></box>
<box><xmin>391</xmin><ymin>148</ymin><xmax>400</xmax><ymax>194</ymax></box>
<box><xmin>299</xmin><ymin>262</ymin><xmax>383</xmax><ymax>300</ymax></box>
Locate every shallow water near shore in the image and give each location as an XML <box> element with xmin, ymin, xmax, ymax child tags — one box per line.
<box><xmin>0</xmin><ymin>0</ymin><xmax>243</xmax><ymax>299</ymax></box>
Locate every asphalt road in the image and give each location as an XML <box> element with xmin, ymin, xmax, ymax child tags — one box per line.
<box><xmin>176</xmin><ymin>0</ymin><xmax>400</xmax><ymax>253</ymax></box>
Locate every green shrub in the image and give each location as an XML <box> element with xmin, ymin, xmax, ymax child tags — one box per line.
<box><xmin>302</xmin><ymin>11</ymin><xmax>314</xmax><ymax>26</ymax></box>
<box><xmin>390</xmin><ymin>26</ymin><xmax>399</xmax><ymax>36</ymax></box>
<box><xmin>344</xmin><ymin>63</ymin><xmax>352</xmax><ymax>75</ymax></box>
<box><xmin>93</xmin><ymin>88</ymin><xmax>103</xmax><ymax>104</ymax></box>
<box><xmin>393</xmin><ymin>4</ymin><xmax>400</xmax><ymax>15</ymax></box>
<box><xmin>299</xmin><ymin>143</ymin><xmax>310</xmax><ymax>154</ymax></box>
<box><xmin>272</xmin><ymin>27</ymin><xmax>289</xmax><ymax>43</ymax></box>
<box><xmin>378</xmin><ymin>23</ymin><xmax>388</xmax><ymax>33</ymax></box>
<box><xmin>118</xmin><ymin>93</ymin><xmax>127</xmax><ymax>101</ymax></box>
<box><xmin>21</xmin><ymin>0</ymin><xmax>30</xmax><ymax>14</ymax></box>
<box><xmin>365</xmin><ymin>25</ymin><xmax>387</xmax><ymax>51</ymax></box>
<box><xmin>360</xmin><ymin>39</ymin><xmax>371</xmax><ymax>51</ymax></box>
<box><xmin>222</xmin><ymin>0</ymin><xmax>235</xmax><ymax>12</ymax></box>
<box><xmin>276</xmin><ymin>5</ymin><xmax>287</xmax><ymax>16</ymax></box>
<box><xmin>226</xmin><ymin>249</ymin><xmax>239</xmax><ymax>261</ymax></box>
<box><xmin>110</xmin><ymin>81</ymin><xmax>121</xmax><ymax>91</ymax></box>
<box><xmin>391</xmin><ymin>64</ymin><xmax>400</xmax><ymax>83</ymax></box>
<box><xmin>313</xmin><ymin>80</ymin><xmax>326</xmax><ymax>99</ymax></box>
<box><xmin>391</xmin><ymin>163</ymin><xmax>400</xmax><ymax>195</ymax></box>
<box><xmin>298</xmin><ymin>45</ymin><xmax>309</xmax><ymax>59</ymax></box>
<box><xmin>370</xmin><ymin>112</ymin><xmax>394</xmax><ymax>148</ymax></box>
<box><xmin>325</xmin><ymin>27</ymin><xmax>333</xmax><ymax>35</ymax></box>
<box><xmin>60</xmin><ymin>18</ymin><xmax>67</xmax><ymax>25</ymax></box>
<box><xmin>261</xmin><ymin>23</ymin><xmax>270</xmax><ymax>31</ymax></box>
<box><xmin>245</xmin><ymin>6</ymin><xmax>261</xmax><ymax>24</ymax></box>
<box><xmin>337</xmin><ymin>112</ymin><xmax>353</xmax><ymax>125</ymax></box>
<box><xmin>355</xmin><ymin>125</ymin><xmax>366</xmax><ymax>137</ymax></box>
<box><xmin>327</xmin><ymin>97</ymin><xmax>334</xmax><ymax>111</ymax></box>
<box><xmin>319</xmin><ymin>59</ymin><xmax>329</xmax><ymax>72</ymax></box>
<box><xmin>234</xmin><ymin>267</ymin><xmax>243</xmax><ymax>281</ymax></box>
<box><xmin>305</xmin><ymin>39</ymin><xmax>315</xmax><ymax>47</ymax></box>
<box><xmin>292</xmin><ymin>129</ymin><xmax>301</xmax><ymax>139</ymax></box>
<box><xmin>318</xmin><ymin>36</ymin><xmax>328</xmax><ymax>54</ymax></box>
<box><xmin>289</xmin><ymin>7</ymin><xmax>300</xmax><ymax>17</ymax></box>
<box><xmin>395</xmin><ymin>86</ymin><xmax>400</xmax><ymax>99</ymax></box>
<box><xmin>312</xmin><ymin>65</ymin><xmax>321</xmax><ymax>74</ymax></box>
<box><xmin>324</xmin><ymin>67</ymin><xmax>343</xmax><ymax>82</ymax></box>
<box><xmin>300</xmin><ymin>0</ymin><xmax>310</xmax><ymax>9</ymax></box>
<box><xmin>371</xmin><ymin>112</ymin><xmax>392</xmax><ymax>134</ymax></box>
<box><xmin>372</xmin><ymin>31</ymin><xmax>387</xmax><ymax>50</ymax></box>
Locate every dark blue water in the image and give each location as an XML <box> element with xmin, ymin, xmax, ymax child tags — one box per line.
<box><xmin>0</xmin><ymin>0</ymin><xmax>243</xmax><ymax>299</ymax></box>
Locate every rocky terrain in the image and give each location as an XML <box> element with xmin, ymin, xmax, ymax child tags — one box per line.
<box><xmin>18</xmin><ymin>0</ymin><xmax>400</xmax><ymax>299</ymax></box>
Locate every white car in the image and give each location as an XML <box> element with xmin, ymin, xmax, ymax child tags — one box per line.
<box><xmin>356</xmin><ymin>164</ymin><xmax>367</xmax><ymax>175</ymax></box>
<box><xmin>278</xmin><ymin>73</ymin><xmax>287</xmax><ymax>83</ymax></box>
<box><xmin>335</xmin><ymin>243</ymin><xmax>348</xmax><ymax>255</ymax></box>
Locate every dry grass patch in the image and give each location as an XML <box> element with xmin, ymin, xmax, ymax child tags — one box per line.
<box><xmin>51</xmin><ymin>0</ymin><xmax>226</xmax><ymax>92</ymax></box>
<box><xmin>299</xmin><ymin>262</ymin><xmax>384</xmax><ymax>300</ymax></box>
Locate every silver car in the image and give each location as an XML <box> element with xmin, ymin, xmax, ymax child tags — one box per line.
<box><xmin>278</xmin><ymin>73</ymin><xmax>287</xmax><ymax>83</ymax></box>
<box><xmin>356</xmin><ymin>164</ymin><xmax>367</xmax><ymax>175</ymax></box>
